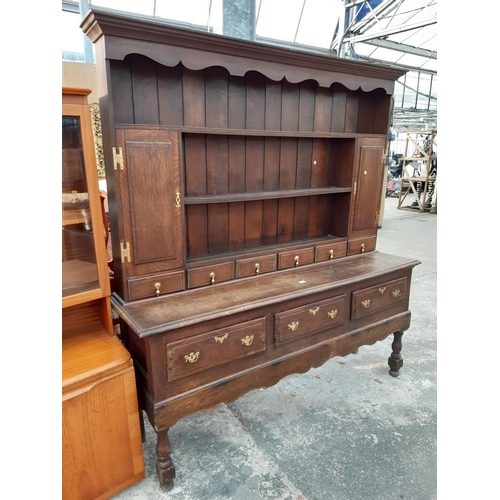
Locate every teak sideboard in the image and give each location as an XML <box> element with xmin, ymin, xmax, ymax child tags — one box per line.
<box><xmin>82</xmin><ymin>8</ymin><xmax>421</xmax><ymax>489</ymax></box>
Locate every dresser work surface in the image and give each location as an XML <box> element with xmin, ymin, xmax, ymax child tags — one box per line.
<box><xmin>114</xmin><ymin>252</ymin><xmax>418</xmax><ymax>335</ymax></box>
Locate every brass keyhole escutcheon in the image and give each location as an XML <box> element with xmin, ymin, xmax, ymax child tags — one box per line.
<box><xmin>214</xmin><ymin>333</ymin><xmax>228</xmax><ymax>343</ymax></box>
<box><xmin>379</xmin><ymin>287</ymin><xmax>386</xmax><ymax>294</ymax></box>
<box><xmin>362</xmin><ymin>299</ymin><xmax>370</xmax><ymax>308</ymax></box>
<box><xmin>309</xmin><ymin>307</ymin><xmax>319</xmax><ymax>315</ymax></box>
<box><xmin>295</xmin><ymin>256</ymin><xmax>299</xmax><ymax>267</ymax></box>
<box><xmin>329</xmin><ymin>249</ymin><xmax>334</xmax><ymax>260</ymax></box>
<box><xmin>154</xmin><ymin>282</ymin><xmax>161</xmax><ymax>296</ymax></box>
<box><xmin>255</xmin><ymin>263</ymin><xmax>260</xmax><ymax>275</ymax></box>
<box><xmin>361</xmin><ymin>243</ymin><xmax>365</xmax><ymax>253</ymax></box>
<box><xmin>210</xmin><ymin>272</ymin><xmax>215</xmax><ymax>285</ymax></box>
<box><xmin>184</xmin><ymin>351</ymin><xmax>200</xmax><ymax>363</ymax></box>
<box><xmin>241</xmin><ymin>335</ymin><xmax>254</xmax><ymax>346</ymax></box>
<box><xmin>392</xmin><ymin>289</ymin><xmax>401</xmax><ymax>297</ymax></box>
<box><xmin>288</xmin><ymin>321</ymin><xmax>299</xmax><ymax>331</ymax></box>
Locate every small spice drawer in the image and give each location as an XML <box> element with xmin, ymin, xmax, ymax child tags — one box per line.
<box><xmin>351</xmin><ymin>277</ymin><xmax>407</xmax><ymax>320</ymax></box>
<box><xmin>166</xmin><ymin>317</ymin><xmax>266</xmax><ymax>381</ymax></box>
<box><xmin>236</xmin><ymin>254</ymin><xmax>277</xmax><ymax>278</ymax></box>
<box><xmin>347</xmin><ymin>236</ymin><xmax>376</xmax><ymax>256</ymax></box>
<box><xmin>187</xmin><ymin>262</ymin><xmax>234</xmax><ymax>289</ymax></box>
<box><xmin>278</xmin><ymin>247</ymin><xmax>315</xmax><ymax>269</ymax></box>
<box><xmin>128</xmin><ymin>270</ymin><xmax>185</xmax><ymax>300</ymax></box>
<box><xmin>315</xmin><ymin>241</ymin><xmax>347</xmax><ymax>262</ymax></box>
<box><xmin>275</xmin><ymin>295</ymin><xmax>346</xmax><ymax>344</ymax></box>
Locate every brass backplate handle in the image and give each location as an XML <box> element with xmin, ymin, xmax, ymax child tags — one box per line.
<box><xmin>309</xmin><ymin>307</ymin><xmax>319</xmax><ymax>315</ymax></box>
<box><xmin>328</xmin><ymin>310</ymin><xmax>338</xmax><ymax>319</ymax></box>
<box><xmin>295</xmin><ymin>256</ymin><xmax>299</xmax><ymax>266</ymax></box>
<box><xmin>361</xmin><ymin>243</ymin><xmax>365</xmax><ymax>253</ymax></box>
<box><xmin>329</xmin><ymin>249</ymin><xmax>334</xmax><ymax>260</ymax></box>
<box><xmin>379</xmin><ymin>287</ymin><xmax>386</xmax><ymax>294</ymax></box>
<box><xmin>241</xmin><ymin>335</ymin><xmax>254</xmax><ymax>346</ymax></box>
<box><xmin>392</xmin><ymin>289</ymin><xmax>401</xmax><ymax>297</ymax></box>
<box><xmin>288</xmin><ymin>321</ymin><xmax>299</xmax><ymax>331</ymax></box>
<box><xmin>154</xmin><ymin>282</ymin><xmax>161</xmax><ymax>296</ymax></box>
<box><xmin>184</xmin><ymin>351</ymin><xmax>200</xmax><ymax>363</ymax></box>
<box><xmin>210</xmin><ymin>272</ymin><xmax>215</xmax><ymax>285</ymax></box>
<box><xmin>255</xmin><ymin>263</ymin><xmax>260</xmax><ymax>275</ymax></box>
<box><xmin>214</xmin><ymin>333</ymin><xmax>229</xmax><ymax>343</ymax></box>
<box><xmin>362</xmin><ymin>299</ymin><xmax>371</xmax><ymax>308</ymax></box>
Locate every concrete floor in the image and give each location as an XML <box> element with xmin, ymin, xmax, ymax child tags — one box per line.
<box><xmin>112</xmin><ymin>196</ymin><xmax>437</xmax><ymax>500</ymax></box>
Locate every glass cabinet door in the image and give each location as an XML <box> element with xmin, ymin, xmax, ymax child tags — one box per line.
<box><xmin>62</xmin><ymin>114</ymin><xmax>99</xmax><ymax>297</ymax></box>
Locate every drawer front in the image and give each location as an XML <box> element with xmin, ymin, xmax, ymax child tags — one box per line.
<box><xmin>315</xmin><ymin>241</ymin><xmax>347</xmax><ymax>262</ymax></box>
<box><xmin>351</xmin><ymin>277</ymin><xmax>407</xmax><ymax>320</ymax></box>
<box><xmin>278</xmin><ymin>247</ymin><xmax>315</xmax><ymax>269</ymax></box>
<box><xmin>275</xmin><ymin>295</ymin><xmax>346</xmax><ymax>344</ymax></box>
<box><xmin>187</xmin><ymin>262</ymin><xmax>234</xmax><ymax>289</ymax></box>
<box><xmin>128</xmin><ymin>270</ymin><xmax>185</xmax><ymax>300</ymax></box>
<box><xmin>347</xmin><ymin>236</ymin><xmax>376</xmax><ymax>256</ymax></box>
<box><xmin>166</xmin><ymin>317</ymin><xmax>266</xmax><ymax>381</ymax></box>
<box><xmin>236</xmin><ymin>254</ymin><xmax>277</xmax><ymax>278</ymax></box>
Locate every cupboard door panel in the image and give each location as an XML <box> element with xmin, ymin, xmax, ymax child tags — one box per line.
<box><xmin>116</xmin><ymin>129</ymin><xmax>184</xmax><ymax>276</ymax></box>
<box><xmin>349</xmin><ymin>138</ymin><xmax>385</xmax><ymax>240</ymax></box>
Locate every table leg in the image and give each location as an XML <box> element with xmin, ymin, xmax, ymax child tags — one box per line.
<box><xmin>155</xmin><ymin>428</ymin><xmax>176</xmax><ymax>490</ymax></box>
<box><xmin>388</xmin><ymin>331</ymin><xmax>404</xmax><ymax>377</ymax></box>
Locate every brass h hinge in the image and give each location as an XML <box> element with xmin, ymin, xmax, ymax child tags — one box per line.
<box><xmin>353</xmin><ymin>181</ymin><xmax>357</xmax><ymax>195</ymax></box>
<box><xmin>375</xmin><ymin>210</ymin><xmax>380</xmax><ymax>225</ymax></box>
<box><xmin>113</xmin><ymin>147</ymin><xmax>124</xmax><ymax>170</ymax></box>
<box><xmin>120</xmin><ymin>241</ymin><xmax>131</xmax><ymax>263</ymax></box>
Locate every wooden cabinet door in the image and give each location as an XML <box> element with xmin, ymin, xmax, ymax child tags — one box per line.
<box><xmin>115</xmin><ymin>128</ymin><xmax>184</xmax><ymax>277</ymax></box>
<box><xmin>348</xmin><ymin>137</ymin><xmax>386</xmax><ymax>241</ymax></box>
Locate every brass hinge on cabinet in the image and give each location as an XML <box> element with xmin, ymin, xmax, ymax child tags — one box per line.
<box><xmin>113</xmin><ymin>147</ymin><xmax>124</xmax><ymax>170</ymax></box>
<box><xmin>375</xmin><ymin>210</ymin><xmax>380</xmax><ymax>224</ymax></box>
<box><xmin>353</xmin><ymin>182</ymin><xmax>357</xmax><ymax>195</ymax></box>
<box><xmin>120</xmin><ymin>242</ymin><xmax>131</xmax><ymax>263</ymax></box>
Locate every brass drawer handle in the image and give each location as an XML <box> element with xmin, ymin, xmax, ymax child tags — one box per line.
<box><xmin>379</xmin><ymin>287</ymin><xmax>386</xmax><ymax>294</ymax></box>
<box><xmin>155</xmin><ymin>282</ymin><xmax>161</xmax><ymax>296</ymax></box>
<box><xmin>255</xmin><ymin>263</ymin><xmax>260</xmax><ymax>275</ymax></box>
<box><xmin>210</xmin><ymin>272</ymin><xmax>215</xmax><ymax>285</ymax></box>
<box><xmin>295</xmin><ymin>256</ymin><xmax>300</xmax><ymax>267</ymax></box>
<box><xmin>184</xmin><ymin>351</ymin><xmax>200</xmax><ymax>363</ymax></box>
<box><xmin>288</xmin><ymin>321</ymin><xmax>299</xmax><ymax>331</ymax></box>
<box><xmin>392</xmin><ymin>289</ymin><xmax>401</xmax><ymax>297</ymax></box>
<box><xmin>309</xmin><ymin>307</ymin><xmax>319</xmax><ymax>315</ymax></box>
<box><xmin>214</xmin><ymin>333</ymin><xmax>228</xmax><ymax>343</ymax></box>
<box><xmin>329</xmin><ymin>249</ymin><xmax>334</xmax><ymax>260</ymax></box>
<box><xmin>362</xmin><ymin>299</ymin><xmax>371</xmax><ymax>308</ymax></box>
<box><xmin>241</xmin><ymin>335</ymin><xmax>254</xmax><ymax>346</ymax></box>
<box><xmin>328</xmin><ymin>309</ymin><xmax>338</xmax><ymax>319</ymax></box>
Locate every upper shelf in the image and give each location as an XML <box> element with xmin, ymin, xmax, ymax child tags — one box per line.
<box><xmin>184</xmin><ymin>187</ymin><xmax>351</xmax><ymax>205</ymax></box>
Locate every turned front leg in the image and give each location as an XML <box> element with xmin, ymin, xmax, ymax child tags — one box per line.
<box><xmin>388</xmin><ymin>331</ymin><xmax>404</xmax><ymax>377</ymax></box>
<box><xmin>155</xmin><ymin>428</ymin><xmax>176</xmax><ymax>489</ymax></box>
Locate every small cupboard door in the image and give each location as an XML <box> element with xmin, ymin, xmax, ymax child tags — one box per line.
<box><xmin>348</xmin><ymin>137</ymin><xmax>386</xmax><ymax>242</ymax></box>
<box><xmin>115</xmin><ymin>128</ymin><xmax>184</xmax><ymax>277</ymax></box>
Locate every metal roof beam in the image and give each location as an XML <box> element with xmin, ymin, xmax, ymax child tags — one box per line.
<box><xmin>62</xmin><ymin>0</ymin><xmax>79</xmax><ymax>14</ymax></box>
<box><xmin>364</xmin><ymin>38</ymin><xmax>437</xmax><ymax>58</ymax></box>
<box><xmin>344</xmin><ymin>17</ymin><xmax>436</xmax><ymax>44</ymax></box>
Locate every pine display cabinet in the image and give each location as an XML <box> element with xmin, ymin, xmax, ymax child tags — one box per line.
<box><xmin>62</xmin><ymin>87</ymin><xmax>145</xmax><ymax>499</ymax></box>
<box><xmin>82</xmin><ymin>8</ymin><xmax>421</xmax><ymax>489</ymax></box>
